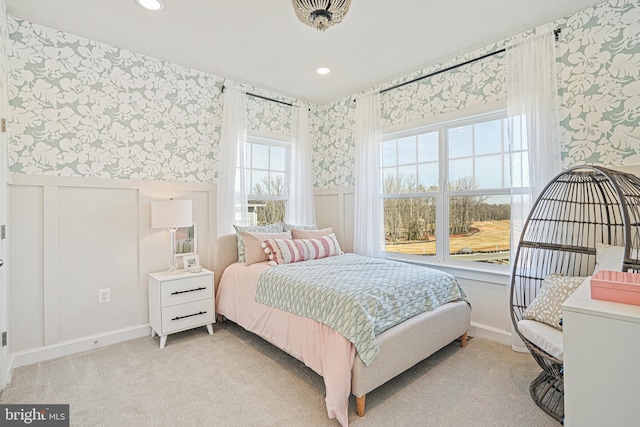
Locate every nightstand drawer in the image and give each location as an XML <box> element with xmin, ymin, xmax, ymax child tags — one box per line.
<box><xmin>160</xmin><ymin>275</ymin><xmax>213</xmax><ymax>307</ymax></box>
<box><xmin>161</xmin><ymin>299</ymin><xmax>214</xmax><ymax>333</ymax></box>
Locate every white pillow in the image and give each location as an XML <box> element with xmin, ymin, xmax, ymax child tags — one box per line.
<box><xmin>593</xmin><ymin>243</ymin><xmax>625</xmax><ymax>274</ymax></box>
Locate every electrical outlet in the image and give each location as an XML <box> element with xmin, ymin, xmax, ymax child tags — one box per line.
<box><xmin>98</xmin><ymin>288</ymin><xmax>111</xmax><ymax>304</ymax></box>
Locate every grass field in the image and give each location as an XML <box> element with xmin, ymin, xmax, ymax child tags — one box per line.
<box><xmin>385</xmin><ymin>219</ymin><xmax>511</xmax><ymax>257</ymax></box>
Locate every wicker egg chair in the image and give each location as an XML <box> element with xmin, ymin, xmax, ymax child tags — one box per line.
<box><xmin>510</xmin><ymin>165</ymin><xmax>640</xmax><ymax>423</ymax></box>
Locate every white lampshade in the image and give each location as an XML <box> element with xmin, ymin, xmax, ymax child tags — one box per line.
<box><xmin>151</xmin><ymin>200</ymin><xmax>193</xmax><ymax>229</ymax></box>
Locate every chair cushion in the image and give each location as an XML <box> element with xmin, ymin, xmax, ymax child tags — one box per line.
<box><xmin>517</xmin><ymin>319</ymin><xmax>564</xmax><ymax>361</ymax></box>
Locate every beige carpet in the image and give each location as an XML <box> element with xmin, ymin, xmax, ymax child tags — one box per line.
<box><xmin>0</xmin><ymin>321</ymin><xmax>560</xmax><ymax>426</ymax></box>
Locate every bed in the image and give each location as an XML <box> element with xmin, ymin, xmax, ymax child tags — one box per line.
<box><xmin>213</xmin><ymin>232</ymin><xmax>471</xmax><ymax>426</ymax></box>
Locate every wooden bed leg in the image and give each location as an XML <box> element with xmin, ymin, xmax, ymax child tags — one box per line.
<box><xmin>356</xmin><ymin>395</ymin><xmax>366</xmax><ymax>417</ymax></box>
<box><xmin>460</xmin><ymin>332</ymin><xmax>468</xmax><ymax>348</ymax></box>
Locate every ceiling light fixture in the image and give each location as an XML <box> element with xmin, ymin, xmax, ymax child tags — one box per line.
<box><xmin>291</xmin><ymin>0</ymin><xmax>352</xmax><ymax>32</ymax></box>
<box><xmin>316</xmin><ymin>67</ymin><xmax>331</xmax><ymax>75</ymax></box>
<box><xmin>137</xmin><ymin>0</ymin><xmax>164</xmax><ymax>11</ymax></box>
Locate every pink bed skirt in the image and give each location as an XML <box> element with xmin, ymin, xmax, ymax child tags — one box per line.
<box><xmin>216</xmin><ymin>261</ymin><xmax>356</xmax><ymax>426</ymax></box>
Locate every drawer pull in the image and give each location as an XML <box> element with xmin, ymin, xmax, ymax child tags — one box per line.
<box><xmin>172</xmin><ymin>311</ymin><xmax>207</xmax><ymax>321</ymax></box>
<box><xmin>171</xmin><ymin>287</ymin><xmax>206</xmax><ymax>295</ymax></box>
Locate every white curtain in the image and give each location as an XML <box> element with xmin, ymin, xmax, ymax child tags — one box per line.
<box><xmin>287</xmin><ymin>105</ymin><xmax>316</xmax><ymax>225</ymax></box>
<box><xmin>353</xmin><ymin>90</ymin><xmax>385</xmax><ymax>257</ymax></box>
<box><xmin>217</xmin><ymin>85</ymin><xmax>248</xmax><ymax>236</ymax></box>
<box><xmin>507</xmin><ymin>26</ymin><xmax>562</xmax><ymax>351</ymax></box>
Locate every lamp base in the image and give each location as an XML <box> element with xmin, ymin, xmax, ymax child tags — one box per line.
<box><xmin>167</xmin><ymin>228</ymin><xmax>180</xmax><ymax>273</ymax></box>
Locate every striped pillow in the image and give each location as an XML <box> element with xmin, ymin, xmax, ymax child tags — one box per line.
<box><xmin>261</xmin><ymin>233</ymin><xmax>343</xmax><ymax>265</ymax></box>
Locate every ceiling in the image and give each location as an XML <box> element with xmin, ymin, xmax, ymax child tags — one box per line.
<box><xmin>6</xmin><ymin>0</ymin><xmax>605</xmax><ymax>105</ymax></box>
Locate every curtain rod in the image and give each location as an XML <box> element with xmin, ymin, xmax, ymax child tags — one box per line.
<box><xmin>380</xmin><ymin>48</ymin><xmax>505</xmax><ymax>95</ymax></box>
<box><xmin>221</xmin><ymin>86</ymin><xmax>294</xmax><ymax>107</ymax></box>
<box><xmin>377</xmin><ymin>28</ymin><xmax>561</xmax><ymax>96</ymax></box>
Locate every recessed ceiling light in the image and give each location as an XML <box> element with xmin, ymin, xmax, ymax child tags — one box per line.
<box><xmin>316</xmin><ymin>67</ymin><xmax>331</xmax><ymax>75</ymax></box>
<box><xmin>137</xmin><ymin>0</ymin><xmax>164</xmax><ymax>11</ymax></box>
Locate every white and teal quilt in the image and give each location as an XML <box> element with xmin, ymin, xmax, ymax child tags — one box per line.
<box><xmin>255</xmin><ymin>253</ymin><xmax>469</xmax><ymax>365</ymax></box>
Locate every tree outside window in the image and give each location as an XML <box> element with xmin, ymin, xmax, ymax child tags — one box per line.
<box><xmin>382</xmin><ymin>112</ymin><xmax>514</xmax><ymax>265</ymax></box>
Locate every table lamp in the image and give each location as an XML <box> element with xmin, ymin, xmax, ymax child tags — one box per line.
<box><xmin>151</xmin><ymin>199</ymin><xmax>193</xmax><ymax>273</ymax></box>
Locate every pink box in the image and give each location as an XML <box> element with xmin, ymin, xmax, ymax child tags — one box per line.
<box><xmin>591</xmin><ymin>270</ymin><xmax>640</xmax><ymax>306</ymax></box>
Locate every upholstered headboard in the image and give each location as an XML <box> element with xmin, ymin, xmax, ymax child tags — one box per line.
<box><xmin>213</xmin><ymin>233</ymin><xmax>239</xmax><ymax>291</ymax></box>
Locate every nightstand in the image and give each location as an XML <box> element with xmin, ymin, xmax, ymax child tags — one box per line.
<box><xmin>148</xmin><ymin>268</ymin><xmax>215</xmax><ymax>349</ymax></box>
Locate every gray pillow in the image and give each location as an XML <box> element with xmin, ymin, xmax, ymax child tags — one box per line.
<box><xmin>283</xmin><ymin>223</ymin><xmax>317</xmax><ymax>231</ymax></box>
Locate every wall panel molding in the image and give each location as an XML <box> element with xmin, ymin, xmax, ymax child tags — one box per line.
<box><xmin>42</xmin><ymin>186</ymin><xmax>59</xmax><ymax>346</ymax></box>
<box><xmin>8</xmin><ymin>174</ymin><xmax>216</xmax><ymax>369</ymax></box>
<box><xmin>10</xmin><ymin>173</ymin><xmax>216</xmax><ymax>192</ymax></box>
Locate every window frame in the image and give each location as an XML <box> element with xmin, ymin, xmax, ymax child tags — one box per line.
<box><xmin>382</xmin><ymin>109</ymin><xmax>518</xmax><ymax>273</ymax></box>
<box><xmin>244</xmin><ymin>133</ymin><xmax>290</xmax><ymax>226</ymax></box>
<box><xmin>246</xmin><ymin>134</ymin><xmax>290</xmax><ymax>201</ymax></box>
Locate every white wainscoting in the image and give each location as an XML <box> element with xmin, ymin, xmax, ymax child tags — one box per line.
<box><xmin>314</xmin><ymin>188</ymin><xmax>354</xmax><ymax>253</ymax></box>
<box><xmin>7</xmin><ymin>174</ymin><xmax>216</xmax><ymax>370</ymax></box>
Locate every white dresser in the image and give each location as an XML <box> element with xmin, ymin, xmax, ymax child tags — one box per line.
<box><xmin>562</xmin><ymin>278</ymin><xmax>640</xmax><ymax>427</ymax></box>
<box><xmin>148</xmin><ymin>269</ymin><xmax>215</xmax><ymax>349</ymax></box>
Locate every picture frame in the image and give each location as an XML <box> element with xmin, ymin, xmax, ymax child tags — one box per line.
<box><xmin>182</xmin><ymin>254</ymin><xmax>200</xmax><ymax>271</ymax></box>
<box><xmin>175</xmin><ymin>223</ymin><xmax>197</xmax><ymax>257</ymax></box>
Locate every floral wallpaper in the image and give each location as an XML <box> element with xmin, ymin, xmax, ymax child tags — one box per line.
<box><xmin>5</xmin><ymin>0</ymin><xmax>640</xmax><ymax>188</ymax></box>
<box><xmin>313</xmin><ymin>0</ymin><xmax>640</xmax><ymax>189</ymax></box>
<box><xmin>312</xmin><ymin>97</ymin><xmax>356</xmax><ymax>189</ymax></box>
<box><xmin>7</xmin><ymin>18</ymin><xmax>294</xmax><ymax>182</ymax></box>
<box><xmin>0</xmin><ymin>0</ymin><xmax>7</xmax><ymax>81</ymax></box>
<box><xmin>380</xmin><ymin>45</ymin><xmax>506</xmax><ymax>129</ymax></box>
<box><xmin>557</xmin><ymin>0</ymin><xmax>640</xmax><ymax>167</ymax></box>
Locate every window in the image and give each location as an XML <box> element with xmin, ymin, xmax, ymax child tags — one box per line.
<box><xmin>246</xmin><ymin>136</ymin><xmax>288</xmax><ymax>226</ymax></box>
<box><xmin>382</xmin><ymin>111</ymin><xmax>516</xmax><ymax>266</ymax></box>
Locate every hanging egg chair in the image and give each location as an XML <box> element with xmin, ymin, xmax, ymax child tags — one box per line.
<box><xmin>510</xmin><ymin>165</ymin><xmax>640</xmax><ymax>422</ymax></box>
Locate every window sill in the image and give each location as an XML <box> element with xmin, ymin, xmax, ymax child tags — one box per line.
<box><xmin>386</xmin><ymin>253</ymin><xmax>510</xmax><ymax>285</ymax></box>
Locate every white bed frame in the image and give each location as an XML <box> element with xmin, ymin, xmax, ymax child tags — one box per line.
<box><xmin>213</xmin><ymin>234</ymin><xmax>471</xmax><ymax>416</ymax></box>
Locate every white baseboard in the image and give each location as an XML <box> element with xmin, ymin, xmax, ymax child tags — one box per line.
<box><xmin>8</xmin><ymin>325</ymin><xmax>151</xmax><ymax>371</ymax></box>
<box><xmin>469</xmin><ymin>321</ymin><xmax>512</xmax><ymax>347</ymax></box>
